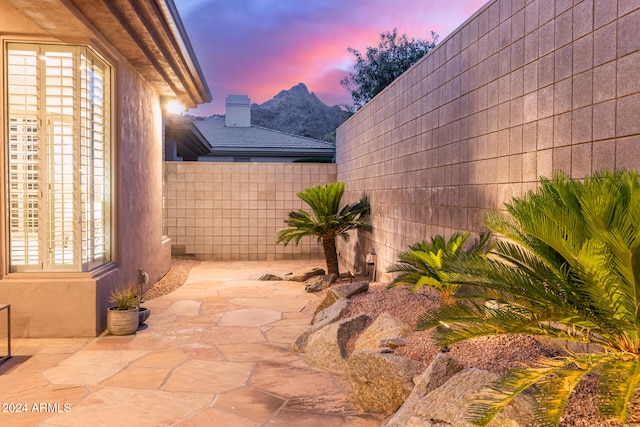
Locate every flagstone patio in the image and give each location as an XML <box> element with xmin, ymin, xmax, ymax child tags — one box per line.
<box><xmin>0</xmin><ymin>260</ymin><xmax>385</xmax><ymax>426</ymax></box>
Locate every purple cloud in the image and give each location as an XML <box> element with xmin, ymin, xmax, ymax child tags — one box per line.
<box><xmin>174</xmin><ymin>0</ymin><xmax>489</xmax><ymax>115</ymax></box>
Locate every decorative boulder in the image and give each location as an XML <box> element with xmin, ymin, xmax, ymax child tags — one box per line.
<box><xmin>293</xmin><ymin>297</ymin><xmax>354</xmax><ymax>353</ymax></box>
<box><xmin>291</xmin><ymin>306</ymin><xmax>345</xmax><ymax>353</ymax></box>
<box><xmin>384</xmin><ymin>353</ymin><xmax>464</xmax><ymax>427</ymax></box>
<box><xmin>312</xmin><ymin>289</ymin><xmax>341</xmax><ymax>319</ymax></box>
<box><xmin>381</xmin><ymin>338</ymin><xmax>407</xmax><ymax>349</ymax></box>
<box><xmin>412</xmin><ymin>368</ymin><xmax>535</xmax><ymax>426</ymax></box>
<box><xmin>305</xmin><ymin>274</ymin><xmax>337</xmax><ymax>292</ymax></box>
<box><xmin>312</xmin><ymin>297</ymin><xmax>350</xmax><ymax>326</ymax></box>
<box><xmin>303</xmin><ymin>313</ymin><xmax>368</xmax><ymax>373</ymax></box>
<box><xmin>257</xmin><ymin>273</ymin><xmax>284</xmax><ymax>281</ymax></box>
<box><xmin>284</xmin><ymin>267</ymin><xmax>325</xmax><ymax>282</ymax></box>
<box><xmin>291</xmin><ymin>323</ymin><xmax>320</xmax><ymax>353</ymax></box>
<box><xmin>332</xmin><ymin>281</ymin><xmax>369</xmax><ymax>298</ymax></box>
<box><xmin>354</xmin><ymin>312</ymin><xmax>411</xmax><ymax>353</ymax></box>
<box><xmin>346</xmin><ymin>350</ymin><xmax>424</xmax><ymax>414</ymax></box>
<box><xmin>311</xmin><ymin>281</ymin><xmax>369</xmax><ymax>321</ymax></box>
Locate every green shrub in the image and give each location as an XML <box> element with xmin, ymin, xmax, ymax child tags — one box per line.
<box><xmin>419</xmin><ymin>170</ymin><xmax>640</xmax><ymax>426</ymax></box>
<box><xmin>387</xmin><ymin>231</ymin><xmax>491</xmax><ymax>305</ymax></box>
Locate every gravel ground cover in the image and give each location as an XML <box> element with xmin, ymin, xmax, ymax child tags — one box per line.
<box><xmin>142</xmin><ymin>258</ymin><xmax>201</xmax><ymax>300</ymax></box>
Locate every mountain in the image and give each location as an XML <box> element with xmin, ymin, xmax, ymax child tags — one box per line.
<box><xmin>250</xmin><ymin>83</ymin><xmax>350</xmax><ymax>142</ymax></box>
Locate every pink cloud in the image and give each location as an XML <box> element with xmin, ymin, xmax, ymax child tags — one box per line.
<box><xmin>175</xmin><ymin>0</ymin><xmax>492</xmax><ymax>116</ymax></box>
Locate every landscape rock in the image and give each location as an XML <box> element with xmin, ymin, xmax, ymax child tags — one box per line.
<box><xmin>257</xmin><ymin>273</ymin><xmax>283</xmax><ymax>281</ymax></box>
<box><xmin>304</xmin><ymin>313</ymin><xmax>368</xmax><ymax>373</ymax></box>
<box><xmin>305</xmin><ymin>274</ymin><xmax>337</xmax><ymax>292</ymax></box>
<box><xmin>413</xmin><ymin>368</ymin><xmax>535</xmax><ymax>426</ymax></box>
<box><xmin>354</xmin><ymin>312</ymin><xmax>411</xmax><ymax>353</ymax></box>
<box><xmin>381</xmin><ymin>338</ymin><xmax>407</xmax><ymax>349</ymax></box>
<box><xmin>311</xmin><ymin>281</ymin><xmax>369</xmax><ymax>320</ymax></box>
<box><xmin>284</xmin><ymin>267</ymin><xmax>325</xmax><ymax>282</ymax></box>
<box><xmin>385</xmin><ymin>353</ymin><xmax>464</xmax><ymax>427</ymax></box>
<box><xmin>312</xmin><ymin>297</ymin><xmax>350</xmax><ymax>325</ymax></box>
<box><xmin>332</xmin><ymin>281</ymin><xmax>369</xmax><ymax>298</ymax></box>
<box><xmin>346</xmin><ymin>350</ymin><xmax>424</xmax><ymax>414</ymax></box>
<box><xmin>291</xmin><ymin>311</ymin><xmax>338</xmax><ymax>353</ymax></box>
<box><xmin>312</xmin><ymin>289</ymin><xmax>341</xmax><ymax>318</ymax></box>
<box><xmin>403</xmin><ymin>417</ymin><xmax>434</xmax><ymax>427</ymax></box>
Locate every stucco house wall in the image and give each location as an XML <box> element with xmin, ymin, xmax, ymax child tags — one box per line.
<box><xmin>111</xmin><ymin>63</ymin><xmax>171</xmax><ymax>313</ymax></box>
<box><xmin>336</xmin><ymin>0</ymin><xmax>640</xmax><ymax>281</ymax></box>
<box><xmin>0</xmin><ymin>0</ymin><xmax>209</xmax><ymax>337</ymax></box>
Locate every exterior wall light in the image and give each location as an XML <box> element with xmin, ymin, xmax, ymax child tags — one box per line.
<box><xmin>165</xmin><ymin>100</ymin><xmax>185</xmax><ymax>115</ymax></box>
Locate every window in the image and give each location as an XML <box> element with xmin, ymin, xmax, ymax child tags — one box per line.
<box><xmin>6</xmin><ymin>43</ymin><xmax>111</xmax><ymax>272</ymax></box>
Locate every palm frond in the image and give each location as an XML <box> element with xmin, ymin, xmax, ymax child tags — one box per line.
<box><xmin>419</xmin><ymin>301</ymin><xmax>605</xmax><ymax>348</ymax></box>
<box><xmin>467</xmin><ymin>357</ymin><xmax>565</xmax><ymax>426</ymax></box>
<box><xmin>533</xmin><ymin>357</ymin><xmax>596</xmax><ymax>426</ymax></box>
<box><xmin>276</xmin><ymin>210</ymin><xmax>318</xmax><ymax>245</ymax></box>
<box><xmin>448</xmin><ymin>255</ymin><xmax>571</xmax><ymax>311</ymax></box>
<box><xmin>469</xmin><ymin>354</ymin><xmax>613</xmax><ymax>426</ymax></box>
<box><xmin>297</xmin><ymin>181</ymin><xmax>344</xmax><ymax>219</ymax></box>
<box><xmin>599</xmin><ymin>355</ymin><xmax>640</xmax><ymax>422</ymax></box>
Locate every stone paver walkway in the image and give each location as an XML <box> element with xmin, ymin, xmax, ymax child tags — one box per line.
<box><xmin>0</xmin><ymin>260</ymin><xmax>385</xmax><ymax>427</ymax></box>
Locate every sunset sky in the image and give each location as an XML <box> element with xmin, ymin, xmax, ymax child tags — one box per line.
<box><xmin>173</xmin><ymin>0</ymin><xmax>489</xmax><ymax>116</ymax></box>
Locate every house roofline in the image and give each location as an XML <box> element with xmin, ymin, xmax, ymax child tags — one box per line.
<box><xmin>209</xmin><ymin>147</ymin><xmax>335</xmax><ymax>157</ymax></box>
<box><xmin>63</xmin><ymin>0</ymin><xmax>211</xmax><ymax>107</ymax></box>
<box><xmin>156</xmin><ymin>0</ymin><xmax>211</xmax><ymax>105</ymax></box>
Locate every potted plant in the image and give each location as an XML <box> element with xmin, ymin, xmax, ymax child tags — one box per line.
<box><xmin>106</xmin><ymin>284</ymin><xmax>139</xmax><ymax>335</ymax></box>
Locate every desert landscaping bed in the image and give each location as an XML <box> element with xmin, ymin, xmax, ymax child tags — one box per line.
<box><xmin>340</xmin><ymin>279</ymin><xmax>629</xmax><ymax>427</ymax></box>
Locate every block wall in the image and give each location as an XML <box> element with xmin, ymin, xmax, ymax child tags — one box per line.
<box><xmin>336</xmin><ymin>0</ymin><xmax>640</xmax><ymax>281</ymax></box>
<box><xmin>164</xmin><ymin>162</ymin><xmax>337</xmax><ymax>261</ymax></box>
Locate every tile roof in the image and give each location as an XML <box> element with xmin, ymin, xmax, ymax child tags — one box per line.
<box><xmin>194</xmin><ymin>117</ymin><xmax>335</xmax><ymax>155</ymax></box>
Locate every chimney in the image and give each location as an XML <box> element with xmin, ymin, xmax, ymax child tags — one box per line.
<box><xmin>225</xmin><ymin>95</ymin><xmax>251</xmax><ymax>127</ymax></box>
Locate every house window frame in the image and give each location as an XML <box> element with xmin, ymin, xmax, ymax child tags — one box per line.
<box><xmin>3</xmin><ymin>41</ymin><xmax>114</xmax><ymax>273</ymax></box>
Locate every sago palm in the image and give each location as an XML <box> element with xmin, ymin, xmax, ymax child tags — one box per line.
<box><xmin>418</xmin><ymin>169</ymin><xmax>640</xmax><ymax>426</ymax></box>
<box><xmin>387</xmin><ymin>232</ymin><xmax>492</xmax><ymax>305</ymax></box>
<box><xmin>276</xmin><ymin>182</ymin><xmax>370</xmax><ymax>276</ymax></box>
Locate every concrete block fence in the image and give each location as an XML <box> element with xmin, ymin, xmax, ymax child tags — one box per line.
<box><xmin>336</xmin><ymin>0</ymin><xmax>640</xmax><ymax>281</ymax></box>
<box><xmin>164</xmin><ymin>162</ymin><xmax>336</xmax><ymax>261</ymax></box>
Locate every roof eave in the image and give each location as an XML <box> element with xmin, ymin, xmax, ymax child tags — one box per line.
<box><xmin>66</xmin><ymin>0</ymin><xmax>211</xmax><ymax>108</ymax></box>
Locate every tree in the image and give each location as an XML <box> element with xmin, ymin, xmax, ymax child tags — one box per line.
<box><xmin>418</xmin><ymin>170</ymin><xmax>640</xmax><ymax>426</ymax></box>
<box><xmin>340</xmin><ymin>28</ymin><xmax>438</xmax><ymax>109</ymax></box>
<box><xmin>387</xmin><ymin>232</ymin><xmax>492</xmax><ymax>305</ymax></box>
<box><xmin>276</xmin><ymin>182</ymin><xmax>370</xmax><ymax>276</ymax></box>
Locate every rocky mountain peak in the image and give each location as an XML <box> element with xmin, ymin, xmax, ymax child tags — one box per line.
<box><xmin>282</xmin><ymin>82</ymin><xmax>310</xmax><ymax>95</ymax></box>
<box><xmin>251</xmin><ymin>83</ymin><xmax>350</xmax><ymax>141</ymax></box>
